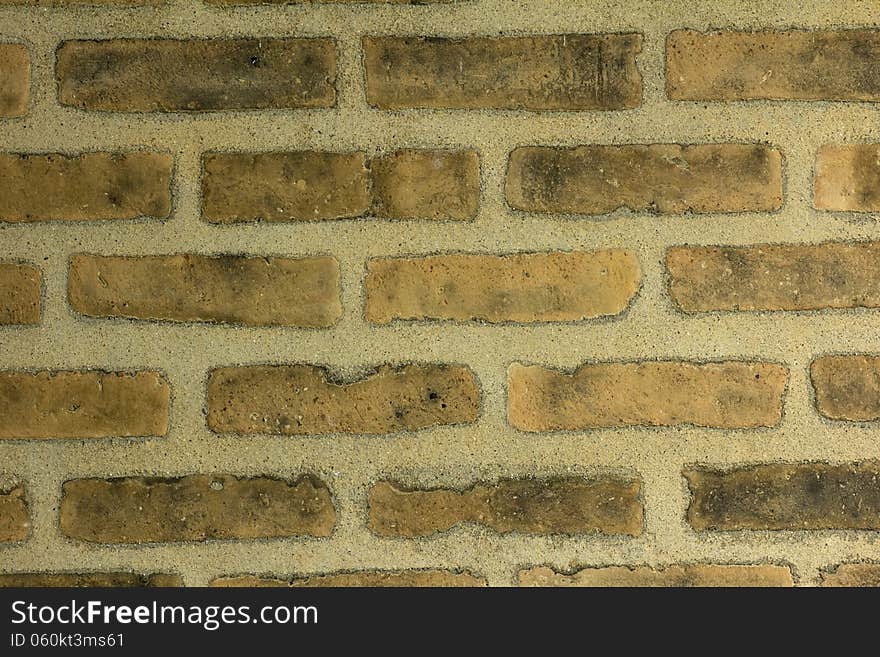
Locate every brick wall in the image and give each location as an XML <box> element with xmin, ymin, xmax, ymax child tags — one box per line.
<box><xmin>2</xmin><ymin>0</ymin><xmax>880</xmax><ymax>587</ymax></box>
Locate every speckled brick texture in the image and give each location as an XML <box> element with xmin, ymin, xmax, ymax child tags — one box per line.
<box><xmin>3</xmin><ymin>0</ymin><xmax>880</xmax><ymax>588</ymax></box>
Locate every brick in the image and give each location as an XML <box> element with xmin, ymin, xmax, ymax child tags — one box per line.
<box><xmin>57</xmin><ymin>39</ymin><xmax>335</xmax><ymax>112</ymax></box>
<box><xmin>207</xmin><ymin>0</ymin><xmax>450</xmax><ymax>4</ymax></box>
<box><xmin>0</xmin><ymin>485</ymin><xmax>28</xmax><ymax>542</ymax></box>
<box><xmin>370</xmin><ymin>150</ymin><xmax>480</xmax><ymax>220</ymax></box>
<box><xmin>0</xmin><ymin>263</ymin><xmax>40</xmax><ymax>325</ymax></box>
<box><xmin>0</xmin><ymin>153</ymin><xmax>171</xmax><ymax>222</ymax></box>
<box><xmin>202</xmin><ymin>152</ymin><xmax>370</xmax><ymax>223</ymax></box>
<box><xmin>685</xmin><ymin>462</ymin><xmax>880</xmax><ymax>531</ymax></box>
<box><xmin>364</xmin><ymin>35</ymin><xmax>642</xmax><ymax>110</ymax></box>
<box><xmin>508</xmin><ymin>361</ymin><xmax>786</xmax><ymax>431</ymax></box>
<box><xmin>368</xmin><ymin>477</ymin><xmax>642</xmax><ymax>537</ymax></box>
<box><xmin>69</xmin><ymin>254</ymin><xmax>341</xmax><ymax>327</ymax></box>
<box><xmin>0</xmin><ymin>44</ymin><xmax>28</xmax><ymax>117</ymax></box>
<box><xmin>820</xmin><ymin>564</ymin><xmax>880</xmax><ymax>587</ymax></box>
<box><xmin>211</xmin><ymin>570</ymin><xmax>486</xmax><ymax>587</ymax></box>
<box><xmin>518</xmin><ymin>564</ymin><xmax>793</xmax><ymax>587</ymax></box>
<box><xmin>0</xmin><ymin>370</ymin><xmax>169</xmax><ymax>439</ymax></box>
<box><xmin>815</xmin><ymin>144</ymin><xmax>880</xmax><ymax>212</ymax></box>
<box><xmin>365</xmin><ymin>251</ymin><xmax>641</xmax><ymax>324</ymax></box>
<box><xmin>0</xmin><ymin>573</ymin><xmax>181</xmax><ymax>587</ymax></box>
<box><xmin>207</xmin><ymin>364</ymin><xmax>479</xmax><ymax>435</ymax></box>
<box><xmin>667</xmin><ymin>242</ymin><xmax>880</xmax><ymax>312</ymax></box>
<box><xmin>60</xmin><ymin>474</ymin><xmax>335</xmax><ymax>543</ymax></box>
<box><xmin>506</xmin><ymin>144</ymin><xmax>782</xmax><ymax>215</ymax></box>
<box><xmin>810</xmin><ymin>355</ymin><xmax>880</xmax><ymax>422</ymax></box>
<box><xmin>667</xmin><ymin>29</ymin><xmax>880</xmax><ymax>101</ymax></box>
<box><xmin>0</xmin><ymin>1</ymin><xmax>163</xmax><ymax>4</ymax></box>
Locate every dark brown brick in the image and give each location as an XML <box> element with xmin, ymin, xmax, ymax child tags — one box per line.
<box><xmin>810</xmin><ymin>355</ymin><xmax>880</xmax><ymax>421</ymax></box>
<box><xmin>0</xmin><ymin>44</ymin><xmax>28</xmax><ymax>117</ymax></box>
<box><xmin>57</xmin><ymin>39</ymin><xmax>336</xmax><ymax>112</ymax></box>
<box><xmin>60</xmin><ymin>474</ymin><xmax>335</xmax><ymax>543</ymax></box>
<box><xmin>518</xmin><ymin>564</ymin><xmax>793</xmax><ymax>587</ymax></box>
<box><xmin>0</xmin><ymin>573</ymin><xmax>182</xmax><ymax>587</ymax></box>
<box><xmin>0</xmin><ymin>263</ymin><xmax>40</xmax><ymax>325</ymax></box>
<box><xmin>211</xmin><ymin>570</ymin><xmax>486</xmax><ymax>587</ymax></box>
<box><xmin>815</xmin><ymin>144</ymin><xmax>880</xmax><ymax>212</ymax></box>
<box><xmin>0</xmin><ymin>485</ymin><xmax>28</xmax><ymax>542</ymax></box>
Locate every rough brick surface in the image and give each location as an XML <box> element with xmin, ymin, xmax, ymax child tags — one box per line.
<box><xmin>60</xmin><ymin>474</ymin><xmax>335</xmax><ymax>543</ymax></box>
<box><xmin>810</xmin><ymin>355</ymin><xmax>880</xmax><ymax>421</ymax></box>
<box><xmin>69</xmin><ymin>254</ymin><xmax>341</xmax><ymax>327</ymax></box>
<box><xmin>368</xmin><ymin>477</ymin><xmax>643</xmax><ymax>537</ymax></box>
<box><xmin>365</xmin><ymin>251</ymin><xmax>640</xmax><ymax>324</ymax></box>
<box><xmin>208</xmin><ymin>364</ymin><xmax>479</xmax><ymax>435</ymax></box>
<box><xmin>0</xmin><ymin>486</ymin><xmax>28</xmax><ymax>542</ymax></box>
<box><xmin>211</xmin><ymin>570</ymin><xmax>486</xmax><ymax>587</ymax></box>
<box><xmin>0</xmin><ymin>371</ymin><xmax>170</xmax><ymax>439</ymax></box>
<box><xmin>364</xmin><ymin>35</ymin><xmax>642</xmax><ymax>110</ymax></box>
<box><xmin>0</xmin><ymin>153</ymin><xmax>172</xmax><ymax>222</ymax></box>
<box><xmin>820</xmin><ymin>564</ymin><xmax>880</xmax><ymax>587</ymax></box>
<box><xmin>0</xmin><ymin>44</ymin><xmax>28</xmax><ymax>117</ymax></box>
<box><xmin>0</xmin><ymin>573</ymin><xmax>182</xmax><ymax>587</ymax></box>
<box><xmin>667</xmin><ymin>242</ymin><xmax>880</xmax><ymax>312</ymax></box>
<box><xmin>0</xmin><ymin>263</ymin><xmax>40</xmax><ymax>325</ymax></box>
<box><xmin>508</xmin><ymin>361</ymin><xmax>786</xmax><ymax>431</ymax></box>
<box><xmin>518</xmin><ymin>564</ymin><xmax>793</xmax><ymax>587</ymax></box>
<box><xmin>57</xmin><ymin>39</ymin><xmax>336</xmax><ymax>112</ymax></box>
<box><xmin>685</xmin><ymin>462</ymin><xmax>880</xmax><ymax>531</ymax></box>
<box><xmin>506</xmin><ymin>144</ymin><xmax>782</xmax><ymax>215</ymax></box>
<box><xmin>667</xmin><ymin>29</ymin><xmax>880</xmax><ymax>101</ymax></box>
<box><xmin>815</xmin><ymin>144</ymin><xmax>880</xmax><ymax>212</ymax></box>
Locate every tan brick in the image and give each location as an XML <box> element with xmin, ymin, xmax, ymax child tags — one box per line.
<box><xmin>508</xmin><ymin>361</ymin><xmax>786</xmax><ymax>431</ymax></box>
<box><xmin>364</xmin><ymin>35</ymin><xmax>642</xmax><ymax>110</ymax></box>
<box><xmin>0</xmin><ymin>44</ymin><xmax>28</xmax><ymax>117</ymax></box>
<box><xmin>370</xmin><ymin>150</ymin><xmax>480</xmax><ymax>220</ymax></box>
<box><xmin>0</xmin><ymin>485</ymin><xmax>28</xmax><ymax>542</ymax></box>
<box><xmin>0</xmin><ymin>263</ymin><xmax>40</xmax><ymax>325</ymax></box>
<box><xmin>815</xmin><ymin>144</ymin><xmax>880</xmax><ymax>212</ymax></box>
<box><xmin>212</xmin><ymin>570</ymin><xmax>486</xmax><ymax>587</ymax></box>
<box><xmin>506</xmin><ymin>144</ymin><xmax>782</xmax><ymax>215</ymax></box>
<box><xmin>685</xmin><ymin>462</ymin><xmax>880</xmax><ymax>531</ymax></box>
<box><xmin>518</xmin><ymin>564</ymin><xmax>793</xmax><ymax>587</ymax></box>
<box><xmin>207</xmin><ymin>364</ymin><xmax>479</xmax><ymax>435</ymax></box>
<box><xmin>365</xmin><ymin>251</ymin><xmax>641</xmax><ymax>324</ymax></box>
<box><xmin>667</xmin><ymin>242</ymin><xmax>880</xmax><ymax>312</ymax></box>
<box><xmin>368</xmin><ymin>477</ymin><xmax>642</xmax><ymax>537</ymax></box>
<box><xmin>202</xmin><ymin>152</ymin><xmax>369</xmax><ymax>223</ymax></box>
<box><xmin>1</xmin><ymin>1</ymin><xmax>163</xmax><ymax>4</ymax></box>
<box><xmin>60</xmin><ymin>474</ymin><xmax>335</xmax><ymax>543</ymax></box>
<box><xmin>668</xmin><ymin>29</ymin><xmax>880</xmax><ymax>101</ymax></box>
<box><xmin>57</xmin><ymin>39</ymin><xmax>335</xmax><ymax>112</ymax></box>
<box><xmin>0</xmin><ymin>153</ymin><xmax>171</xmax><ymax>222</ymax></box>
<box><xmin>0</xmin><ymin>573</ymin><xmax>182</xmax><ymax>587</ymax></box>
<box><xmin>810</xmin><ymin>355</ymin><xmax>880</xmax><ymax>422</ymax></box>
<box><xmin>0</xmin><ymin>370</ymin><xmax>169</xmax><ymax>439</ymax></box>
<box><xmin>69</xmin><ymin>254</ymin><xmax>341</xmax><ymax>327</ymax></box>
<box><xmin>820</xmin><ymin>564</ymin><xmax>880</xmax><ymax>587</ymax></box>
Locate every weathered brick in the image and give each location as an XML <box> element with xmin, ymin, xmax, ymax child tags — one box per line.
<box><xmin>207</xmin><ymin>364</ymin><xmax>479</xmax><ymax>435</ymax></box>
<box><xmin>0</xmin><ymin>263</ymin><xmax>40</xmax><ymax>325</ymax></box>
<box><xmin>667</xmin><ymin>29</ymin><xmax>880</xmax><ymax>101</ymax></box>
<box><xmin>0</xmin><ymin>485</ymin><xmax>28</xmax><ymax>542</ymax></box>
<box><xmin>0</xmin><ymin>44</ymin><xmax>28</xmax><ymax>117</ymax></box>
<box><xmin>57</xmin><ymin>39</ymin><xmax>336</xmax><ymax>112</ymax></box>
<box><xmin>370</xmin><ymin>150</ymin><xmax>480</xmax><ymax>220</ymax></box>
<box><xmin>518</xmin><ymin>564</ymin><xmax>793</xmax><ymax>587</ymax></box>
<box><xmin>0</xmin><ymin>573</ymin><xmax>181</xmax><ymax>587</ymax></box>
<box><xmin>815</xmin><ymin>144</ymin><xmax>880</xmax><ymax>212</ymax></box>
<box><xmin>0</xmin><ymin>370</ymin><xmax>169</xmax><ymax>439</ymax></box>
<box><xmin>60</xmin><ymin>474</ymin><xmax>335</xmax><ymax>543</ymax></box>
<box><xmin>364</xmin><ymin>35</ymin><xmax>642</xmax><ymax>110</ymax></box>
<box><xmin>667</xmin><ymin>242</ymin><xmax>880</xmax><ymax>312</ymax></box>
<box><xmin>820</xmin><ymin>564</ymin><xmax>880</xmax><ymax>587</ymax></box>
<box><xmin>69</xmin><ymin>254</ymin><xmax>341</xmax><ymax>327</ymax></box>
<box><xmin>365</xmin><ymin>251</ymin><xmax>641</xmax><ymax>324</ymax></box>
<box><xmin>508</xmin><ymin>361</ymin><xmax>786</xmax><ymax>431</ymax></box>
<box><xmin>0</xmin><ymin>153</ymin><xmax>171</xmax><ymax>222</ymax></box>
<box><xmin>506</xmin><ymin>144</ymin><xmax>782</xmax><ymax>215</ymax></box>
<box><xmin>207</xmin><ymin>0</ymin><xmax>450</xmax><ymax>4</ymax></box>
<box><xmin>212</xmin><ymin>570</ymin><xmax>486</xmax><ymax>587</ymax></box>
<box><xmin>202</xmin><ymin>152</ymin><xmax>370</xmax><ymax>223</ymax></box>
<box><xmin>368</xmin><ymin>477</ymin><xmax>642</xmax><ymax>537</ymax></box>
<box><xmin>810</xmin><ymin>355</ymin><xmax>880</xmax><ymax>422</ymax></box>
<box><xmin>1</xmin><ymin>1</ymin><xmax>163</xmax><ymax>4</ymax></box>
<box><xmin>685</xmin><ymin>462</ymin><xmax>880</xmax><ymax>531</ymax></box>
